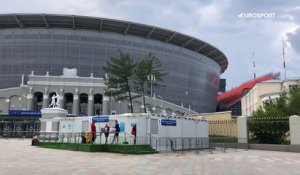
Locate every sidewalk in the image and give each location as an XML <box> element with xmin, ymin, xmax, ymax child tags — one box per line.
<box><xmin>1</xmin><ymin>139</ymin><xmax>300</xmax><ymax>175</ymax></box>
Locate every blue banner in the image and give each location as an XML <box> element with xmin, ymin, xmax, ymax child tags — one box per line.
<box><xmin>119</xmin><ymin>122</ymin><xmax>125</xmax><ymax>132</ymax></box>
<box><xmin>92</xmin><ymin>116</ymin><xmax>109</xmax><ymax>123</ymax></box>
<box><xmin>161</xmin><ymin>119</ymin><xmax>176</xmax><ymax>126</ymax></box>
<box><xmin>9</xmin><ymin>110</ymin><xmax>41</xmax><ymax>117</ymax></box>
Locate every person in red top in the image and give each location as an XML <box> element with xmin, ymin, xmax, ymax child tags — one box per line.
<box><xmin>90</xmin><ymin>121</ymin><xmax>96</xmax><ymax>143</ymax></box>
<box><xmin>131</xmin><ymin>123</ymin><xmax>137</xmax><ymax>144</ymax></box>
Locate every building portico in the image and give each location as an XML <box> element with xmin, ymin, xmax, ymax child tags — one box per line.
<box><xmin>0</xmin><ymin>68</ymin><xmax>198</xmax><ymax>116</ymax></box>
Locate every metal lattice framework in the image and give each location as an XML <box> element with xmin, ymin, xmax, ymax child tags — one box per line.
<box><xmin>0</xmin><ymin>14</ymin><xmax>228</xmax><ymax>72</ymax></box>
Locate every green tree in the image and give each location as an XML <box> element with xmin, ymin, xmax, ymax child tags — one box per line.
<box><xmin>249</xmin><ymin>88</ymin><xmax>300</xmax><ymax>144</ymax></box>
<box><xmin>134</xmin><ymin>53</ymin><xmax>166</xmax><ymax>112</ymax></box>
<box><xmin>103</xmin><ymin>52</ymin><xmax>138</xmax><ymax>113</ymax></box>
<box><xmin>249</xmin><ymin>93</ymin><xmax>289</xmax><ymax>144</ymax></box>
<box><xmin>288</xmin><ymin>87</ymin><xmax>300</xmax><ymax>116</ymax></box>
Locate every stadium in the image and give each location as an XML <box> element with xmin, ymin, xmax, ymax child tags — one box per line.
<box><xmin>0</xmin><ymin>14</ymin><xmax>228</xmax><ymax>115</ymax></box>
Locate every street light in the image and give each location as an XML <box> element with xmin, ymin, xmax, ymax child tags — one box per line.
<box><xmin>147</xmin><ymin>74</ymin><xmax>156</xmax><ymax>98</ymax></box>
<box><xmin>148</xmin><ymin>74</ymin><xmax>156</xmax><ymax>113</ymax></box>
<box><xmin>185</xmin><ymin>91</ymin><xmax>188</xmax><ymax>108</ymax></box>
<box><xmin>104</xmin><ymin>73</ymin><xmax>113</xmax><ymax>114</ymax></box>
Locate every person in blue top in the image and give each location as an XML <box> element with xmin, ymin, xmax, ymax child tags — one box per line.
<box><xmin>111</xmin><ymin>120</ymin><xmax>120</xmax><ymax>144</ymax></box>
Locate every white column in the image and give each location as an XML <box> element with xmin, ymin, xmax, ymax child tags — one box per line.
<box><xmin>88</xmin><ymin>95</ymin><xmax>94</xmax><ymax>116</ymax></box>
<box><xmin>42</xmin><ymin>94</ymin><xmax>49</xmax><ymax>109</ymax></box>
<box><xmin>59</xmin><ymin>88</ymin><xmax>64</xmax><ymax>109</ymax></box>
<box><xmin>289</xmin><ymin>115</ymin><xmax>300</xmax><ymax>145</ymax></box>
<box><xmin>3</xmin><ymin>99</ymin><xmax>10</xmax><ymax>113</ymax></box>
<box><xmin>72</xmin><ymin>95</ymin><xmax>79</xmax><ymax>115</ymax></box>
<box><xmin>58</xmin><ymin>95</ymin><xmax>64</xmax><ymax>109</ymax></box>
<box><xmin>237</xmin><ymin>116</ymin><xmax>248</xmax><ymax>143</ymax></box>
<box><xmin>27</xmin><ymin>94</ymin><xmax>33</xmax><ymax>110</ymax></box>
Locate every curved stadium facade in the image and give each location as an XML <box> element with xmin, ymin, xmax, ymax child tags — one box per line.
<box><xmin>0</xmin><ymin>14</ymin><xmax>228</xmax><ymax>113</ymax></box>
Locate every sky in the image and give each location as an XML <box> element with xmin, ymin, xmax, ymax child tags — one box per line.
<box><xmin>1</xmin><ymin>0</ymin><xmax>299</xmax><ymax>89</ymax></box>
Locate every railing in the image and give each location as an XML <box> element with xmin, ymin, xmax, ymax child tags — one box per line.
<box><xmin>168</xmin><ymin>137</ymin><xmax>209</xmax><ymax>151</ymax></box>
<box><xmin>208</xmin><ymin>119</ymin><xmax>237</xmax><ymax>137</ymax></box>
<box><xmin>1</xmin><ymin>130</ymin><xmax>245</xmax><ymax>153</ymax></box>
<box><xmin>0</xmin><ymin>130</ymin><xmax>39</xmax><ymax>139</ymax></box>
<box><xmin>209</xmin><ymin>136</ymin><xmax>239</xmax><ymax>152</ymax></box>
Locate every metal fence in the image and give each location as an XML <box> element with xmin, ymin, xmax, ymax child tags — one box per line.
<box><xmin>0</xmin><ymin>130</ymin><xmax>39</xmax><ymax>139</ymax></box>
<box><xmin>208</xmin><ymin>119</ymin><xmax>237</xmax><ymax>137</ymax></box>
<box><xmin>0</xmin><ymin>130</ymin><xmax>244</xmax><ymax>154</ymax></box>
<box><xmin>0</xmin><ymin>119</ymin><xmax>40</xmax><ymax>138</ymax></box>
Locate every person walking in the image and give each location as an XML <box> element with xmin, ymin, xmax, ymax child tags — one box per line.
<box><xmin>111</xmin><ymin>120</ymin><xmax>120</xmax><ymax>144</ymax></box>
<box><xmin>90</xmin><ymin>121</ymin><xmax>96</xmax><ymax>144</ymax></box>
<box><xmin>104</xmin><ymin>123</ymin><xmax>110</xmax><ymax>144</ymax></box>
<box><xmin>131</xmin><ymin>123</ymin><xmax>137</xmax><ymax>144</ymax></box>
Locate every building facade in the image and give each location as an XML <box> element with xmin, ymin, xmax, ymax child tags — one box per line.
<box><xmin>0</xmin><ymin>14</ymin><xmax>228</xmax><ymax>113</ymax></box>
<box><xmin>0</xmin><ymin>69</ymin><xmax>198</xmax><ymax>116</ymax></box>
<box><xmin>241</xmin><ymin>79</ymin><xmax>300</xmax><ymax>117</ymax></box>
<box><xmin>217</xmin><ymin>72</ymin><xmax>279</xmax><ymax>116</ymax></box>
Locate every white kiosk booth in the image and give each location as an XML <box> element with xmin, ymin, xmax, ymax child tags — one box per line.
<box><xmin>53</xmin><ymin>113</ymin><xmax>209</xmax><ymax>151</ymax></box>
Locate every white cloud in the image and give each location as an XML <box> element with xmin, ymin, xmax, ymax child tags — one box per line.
<box><xmin>0</xmin><ymin>0</ymin><xmax>299</xmax><ymax>88</ymax></box>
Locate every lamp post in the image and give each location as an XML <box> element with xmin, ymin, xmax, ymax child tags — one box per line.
<box><xmin>147</xmin><ymin>74</ymin><xmax>156</xmax><ymax>98</ymax></box>
<box><xmin>185</xmin><ymin>91</ymin><xmax>188</xmax><ymax>108</ymax></box>
<box><xmin>105</xmin><ymin>73</ymin><xmax>112</xmax><ymax>114</ymax></box>
<box><xmin>148</xmin><ymin>74</ymin><xmax>156</xmax><ymax>112</ymax></box>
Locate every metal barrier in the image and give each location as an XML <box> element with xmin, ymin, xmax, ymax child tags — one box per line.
<box><xmin>209</xmin><ymin>136</ymin><xmax>239</xmax><ymax>152</ymax></box>
<box><xmin>208</xmin><ymin>119</ymin><xmax>237</xmax><ymax>137</ymax></box>
<box><xmin>0</xmin><ymin>130</ymin><xmax>39</xmax><ymax>139</ymax></box>
<box><xmin>1</xmin><ymin>130</ymin><xmax>246</xmax><ymax>154</ymax></box>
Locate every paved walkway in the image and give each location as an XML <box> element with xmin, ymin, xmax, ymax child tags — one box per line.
<box><xmin>1</xmin><ymin>139</ymin><xmax>300</xmax><ymax>175</ymax></box>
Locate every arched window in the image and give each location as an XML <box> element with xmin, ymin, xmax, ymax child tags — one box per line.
<box><xmin>94</xmin><ymin>94</ymin><xmax>102</xmax><ymax>115</ymax></box>
<box><xmin>79</xmin><ymin>93</ymin><xmax>88</xmax><ymax>116</ymax></box>
<box><xmin>33</xmin><ymin>92</ymin><xmax>43</xmax><ymax>111</ymax></box>
<box><xmin>64</xmin><ymin>93</ymin><xmax>73</xmax><ymax>114</ymax></box>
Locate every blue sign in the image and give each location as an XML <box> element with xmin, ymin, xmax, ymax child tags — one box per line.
<box><xmin>161</xmin><ymin>119</ymin><xmax>176</xmax><ymax>126</ymax></box>
<box><xmin>119</xmin><ymin>122</ymin><xmax>125</xmax><ymax>132</ymax></box>
<box><xmin>92</xmin><ymin>116</ymin><xmax>109</xmax><ymax>123</ymax></box>
<box><xmin>9</xmin><ymin>110</ymin><xmax>41</xmax><ymax>117</ymax></box>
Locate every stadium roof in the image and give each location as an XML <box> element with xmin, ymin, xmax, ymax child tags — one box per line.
<box><xmin>0</xmin><ymin>14</ymin><xmax>228</xmax><ymax>73</ymax></box>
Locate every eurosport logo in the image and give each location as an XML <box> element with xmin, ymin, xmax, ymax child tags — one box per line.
<box><xmin>238</xmin><ymin>13</ymin><xmax>276</xmax><ymax>19</ymax></box>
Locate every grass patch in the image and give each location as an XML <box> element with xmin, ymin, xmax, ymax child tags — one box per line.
<box><xmin>37</xmin><ymin>142</ymin><xmax>157</xmax><ymax>154</ymax></box>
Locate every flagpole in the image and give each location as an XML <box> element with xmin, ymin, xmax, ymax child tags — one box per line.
<box><xmin>252</xmin><ymin>51</ymin><xmax>256</xmax><ymax>79</ymax></box>
<box><xmin>282</xmin><ymin>37</ymin><xmax>287</xmax><ymax>81</ymax></box>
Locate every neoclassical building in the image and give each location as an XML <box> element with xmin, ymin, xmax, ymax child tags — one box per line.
<box><xmin>0</xmin><ymin>69</ymin><xmax>197</xmax><ymax>116</ymax></box>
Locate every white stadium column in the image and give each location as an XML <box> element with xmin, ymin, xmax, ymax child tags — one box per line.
<box><xmin>42</xmin><ymin>94</ymin><xmax>49</xmax><ymax>109</ymax></box>
<box><xmin>27</xmin><ymin>94</ymin><xmax>33</xmax><ymax>110</ymax></box>
<box><xmin>4</xmin><ymin>98</ymin><xmax>10</xmax><ymax>113</ymax></box>
<box><xmin>88</xmin><ymin>95</ymin><xmax>94</xmax><ymax>116</ymax></box>
<box><xmin>58</xmin><ymin>88</ymin><xmax>64</xmax><ymax>109</ymax></box>
<box><xmin>72</xmin><ymin>94</ymin><xmax>79</xmax><ymax>115</ymax></box>
<box><xmin>58</xmin><ymin>95</ymin><xmax>64</xmax><ymax>109</ymax></box>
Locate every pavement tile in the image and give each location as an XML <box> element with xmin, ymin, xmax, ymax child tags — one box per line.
<box><xmin>0</xmin><ymin>139</ymin><xmax>300</xmax><ymax>175</ymax></box>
